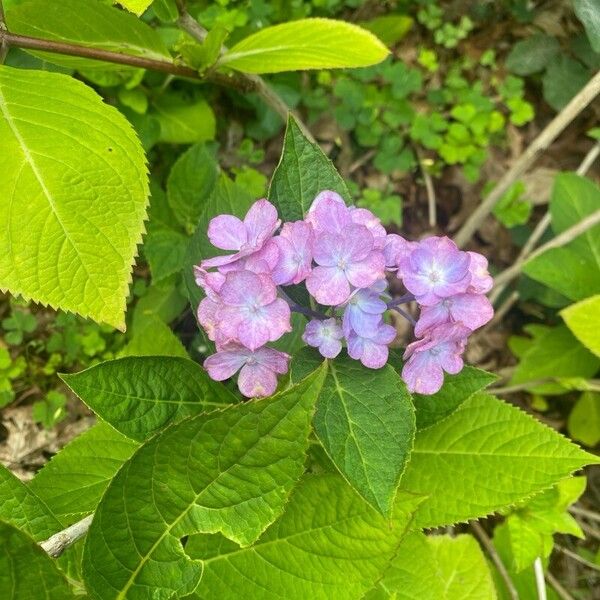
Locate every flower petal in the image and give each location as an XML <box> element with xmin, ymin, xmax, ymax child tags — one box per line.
<box><xmin>204</xmin><ymin>346</ymin><xmax>248</xmax><ymax>381</ymax></box>
<box><xmin>243</xmin><ymin>199</ymin><xmax>279</xmax><ymax>247</ymax></box>
<box><xmin>238</xmin><ymin>362</ymin><xmax>278</xmax><ymax>397</ymax></box>
<box><xmin>208</xmin><ymin>215</ymin><xmax>247</xmax><ymax>250</ymax></box>
<box><xmin>360</xmin><ymin>340</ymin><xmax>389</xmax><ymax>369</ymax></box>
<box><xmin>402</xmin><ymin>352</ymin><xmax>444</xmax><ymax>394</ymax></box>
<box><xmin>345</xmin><ymin>251</ymin><xmax>385</xmax><ymax>289</ymax></box>
<box><xmin>307</xmin><ymin>190</ymin><xmax>351</xmax><ymax>233</ymax></box>
<box><xmin>306</xmin><ymin>266</ymin><xmax>351</xmax><ymax>306</ymax></box>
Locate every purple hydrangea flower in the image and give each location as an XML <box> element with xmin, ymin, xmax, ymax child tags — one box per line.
<box><xmin>306</xmin><ymin>223</ymin><xmax>385</xmax><ymax>305</ymax></box>
<box><xmin>342</xmin><ymin>282</ymin><xmax>388</xmax><ymax>337</ymax></box>
<box><xmin>201</xmin><ymin>200</ymin><xmax>280</xmax><ymax>270</ymax></box>
<box><xmin>204</xmin><ymin>343</ymin><xmax>289</xmax><ymax>398</ymax></box>
<box><xmin>306</xmin><ymin>190</ymin><xmax>351</xmax><ymax>234</ymax></box>
<box><xmin>467</xmin><ymin>251</ymin><xmax>493</xmax><ymax>294</ymax></box>
<box><xmin>414</xmin><ymin>293</ymin><xmax>494</xmax><ymax>337</ymax></box>
<box><xmin>399</xmin><ymin>236</ymin><xmax>471</xmax><ymax>306</ymax></box>
<box><xmin>402</xmin><ymin>323</ymin><xmax>470</xmax><ymax>394</ymax></box>
<box><xmin>302</xmin><ymin>318</ymin><xmax>344</xmax><ymax>359</ymax></box>
<box><xmin>350</xmin><ymin>207</ymin><xmax>387</xmax><ymax>249</ymax></box>
<box><xmin>272</xmin><ymin>221</ymin><xmax>314</xmax><ymax>285</ymax></box>
<box><xmin>384</xmin><ymin>233</ymin><xmax>417</xmax><ymax>270</ymax></box>
<box><xmin>347</xmin><ymin>322</ymin><xmax>396</xmax><ymax>369</ymax></box>
<box><xmin>217</xmin><ymin>271</ymin><xmax>291</xmax><ymax>351</ymax></box>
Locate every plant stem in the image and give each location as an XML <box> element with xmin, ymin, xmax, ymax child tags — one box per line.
<box><xmin>534</xmin><ymin>557</ymin><xmax>547</xmax><ymax>600</ymax></box>
<box><xmin>555</xmin><ymin>544</ymin><xmax>600</xmax><ymax>573</ymax></box>
<box><xmin>569</xmin><ymin>505</ymin><xmax>600</xmax><ymax>524</ymax></box>
<box><xmin>0</xmin><ymin>0</ymin><xmax>7</xmax><ymax>63</ymax></box>
<box><xmin>454</xmin><ymin>70</ymin><xmax>600</xmax><ymax>248</ymax></box>
<box><xmin>471</xmin><ymin>521</ymin><xmax>519</xmax><ymax>600</ymax></box>
<box><xmin>175</xmin><ymin>6</ymin><xmax>315</xmax><ymax>142</ymax></box>
<box><xmin>386</xmin><ymin>293</ymin><xmax>415</xmax><ymax>308</ymax></box>
<box><xmin>392</xmin><ymin>306</ymin><xmax>416</xmax><ymax>326</ymax></box>
<box><xmin>545</xmin><ymin>571</ymin><xmax>575</xmax><ymax>600</ymax></box>
<box><xmin>40</xmin><ymin>514</ymin><xmax>93</xmax><ymax>558</ymax></box>
<box><xmin>278</xmin><ymin>288</ymin><xmax>328</xmax><ymax>320</ymax></box>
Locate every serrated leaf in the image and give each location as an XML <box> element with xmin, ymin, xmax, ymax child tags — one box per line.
<box><xmin>269</xmin><ymin>116</ymin><xmax>351</xmax><ymax>223</ymax></box>
<box><xmin>167</xmin><ymin>143</ymin><xmax>219</xmax><ymax>232</ymax></box>
<box><xmin>116</xmin><ymin>0</ymin><xmax>153</xmax><ymax>16</ymax></box>
<box><xmin>413</xmin><ymin>366</ymin><xmax>497</xmax><ymax>430</ymax></box>
<box><xmin>186</xmin><ymin>474</ymin><xmax>424</xmax><ymax>600</ymax></box>
<box><xmin>6</xmin><ymin>0</ymin><xmax>170</xmax><ymax>72</ymax></box>
<box><xmin>82</xmin><ymin>367</ymin><xmax>326</xmax><ymax>600</ymax></box>
<box><xmin>505</xmin><ymin>34</ymin><xmax>560</xmax><ymax>75</ymax></box>
<box><xmin>398</xmin><ymin>393</ymin><xmax>598</xmax><ymax>529</ymax></box>
<box><xmin>291</xmin><ymin>349</ymin><xmax>415</xmax><ymax>516</ymax></box>
<box><xmin>509</xmin><ymin>324</ymin><xmax>599</xmax><ymax>394</ymax></box>
<box><xmin>574</xmin><ymin>0</ymin><xmax>600</xmax><ymax>52</ymax></box>
<box><xmin>184</xmin><ymin>174</ymin><xmax>256</xmax><ymax>310</ymax></box>
<box><xmin>0</xmin><ymin>464</ymin><xmax>63</xmax><ymax>540</ymax></box>
<box><xmin>62</xmin><ymin>356</ymin><xmax>236</xmax><ymax>441</ymax></box>
<box><xmin>561</xmin><ymin>295</ymin><xmax>600</xmax><ymax>357</ymax></box>
<box><xmin>28</xmin><ymin>422</ymin><xmax>138</xmax><ymax>521</ymax></box>
<box><xmin>219</xmin><ymin>18</ymin><xmax>389</xmax><ymax>74</ymax></box>
<box><xmin>0</xmin><ymin>66</ymin><xmax>148</xmax><ymax>329</ymax></box>
<box><xmin>0</xmin><ymin>520</ymin><xmax>76</xmax><ymax>599</ymax></box>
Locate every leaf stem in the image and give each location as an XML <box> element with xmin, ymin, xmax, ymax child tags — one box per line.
<box><xmin>386</xmin><ymin>293</ymin><xmax>415</xmax><ymax>308</ymax></box>
<box><xmin>534</xmin><ymin>557</ymin><xmax>547</xmax><ymax>600</ymax></box>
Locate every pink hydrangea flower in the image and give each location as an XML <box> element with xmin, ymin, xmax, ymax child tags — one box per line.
<box><xmin>204</xmin><ymin>343</ymin><xmax>289</xmax><ymax>398</ymax></box>
<box><xmin>402</xmin><ymin>323</ymin><xmax>470</xmax><ymax>394</ymax></box>
<box><xmin>201</xmin><ymin>200</ymin><xmax>280</xmax><ymax>270</ymax></box>
<box><xmin>384</xmin><ymin>233</ymin><xmax>417</xmax><ymax>271</ymax></box>
<box><xmin>272</xmin><ymin>221</ymin><xmax>314</xmax><ymax>285</ymax></box>
<box><xmin>467</xmin><ymin>251</ymin><xmax>493</xmax><ymax>294</ymax></box>
<box><xmin>347</xmin><ymin>322</ymin><xmax>396</xmax><ymax>369</ymax></box>
<box><xmin>217</xmin><ymin>271</ymin><xmax>291</xmax><ymax>351</ymax></box>
<box><xmin>302</xmin><ymin>318</ymin><xmax>344</xmax><ymax>359</ymax></box>
<box><xmin>306</xmin><ymin>190</ymin><xmax>351</xmax><ymax>234</ymax></box>
<box><xmin>399</xmin><ymin>236</ymin><xmax>471</xmax><ymax>306</ymax></box>
<box><xmin>350</xmin><ymin>207</ymin><xmax>387</xmax><ymax>249</ymax></box>
<box><xmin>306</xmin><ymin>224</ymin><xmax>385</xmax><ymax>305</ymax></box>
<box><xmin>414</xmin><ymin>293</ymin><xmax>493</xmax><ymax>337</ymax></box>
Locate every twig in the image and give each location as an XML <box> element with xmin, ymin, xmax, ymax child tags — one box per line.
<box><xmin>489</xmin><ymin>378</ymin><xmax>552</xmax><ymax>395</ymax></box>
<box><xmin>278</xmin><ymin>288</ymin><xmax>327</xmax><ymax>320</ymax></box>
<box><xmin>534</xmin><ymin>557</ymin><xmax>548</xmax><ymax>600</ymax></box>
<box><xmin>392</xmin><ymin>306</ymin><xmax>416</xmax><ymax>326</ymax></box>
<box><xmin>471</xmin><ymin>521</ymin><xmax>519</xmax><ymax>600</ymax></box>
<box><xmin>579</xmin><ymin>521</ymin><xmax>600</xmax><ymax>541</ymax></box>
<box><xmin>454</xmin><ymin>70</ymin><xmax>600</xmax><ymax>248</ymax></box>
<box><xmin>489</xmin><ymin>141</ymin><xmax>600</xmax><ymax>304</ymax></box>
<box><xmin>176</xmin><ymin>8</ymin><xmax>315</xmax><ymax>142</ymax></box>
<box><xmin>555</xmin><ymin>544</ymin><xmax>600</xmax><ymax>573</ymax></box>
<box><xmin>491</xmin><ymin>208</ymin><xmax>600</xmax><ymax>291</ymax></box>
<box><xmin>415</xmin><ymin>147</ymin><xmax>437</xmax><ymax>228</ymax></box>
<box><xmin>0</xmin><ymin>0</ymin><xmax>8</xmax><ymax>63</ymax></box>
<box><xmin>40</xmin><ymin>515</ymin><xmax>93</xmax><ymax>558</ymax></box>
<box><xmin>545</xmin><ymin>571</ymin><xmax>575</xmax><ymax>600</ymax></box>
<box><xmin>569</xmin><ymin>505</ymin><xmax>600</xmax><ymax>524</ymax></box>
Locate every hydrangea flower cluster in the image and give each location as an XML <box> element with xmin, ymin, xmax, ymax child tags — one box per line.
<box><xmin>195</xmin><ymin>191</ymin><xmax>493</xmax><ymax>398</ymax></box>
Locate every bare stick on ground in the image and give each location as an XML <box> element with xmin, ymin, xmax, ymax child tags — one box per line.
<box><xmin>454</xmin><ymin>70</ymin><xmax>600</xmax><ymax>248</ymax></box>
<box><xmin>40</xmin><ymin>515</ymin><xmax>93</xmax><ymax>558</ymax></box>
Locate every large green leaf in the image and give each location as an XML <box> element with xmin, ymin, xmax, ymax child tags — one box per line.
<box><xmin>186</xmin><ymin>474</ymin><xmax>424</xmax><ymax>600</ymax></box>
<box><xmin>574</xmin><ymin>0</ymin><xmax>600</xmax><ymax>52</ymax></box>
<box><xmin>167</xmin><ymin>143</ymin><xmax>219</xmax><ymax>233</ymax></box>
<box><xmin>505</xmin><ymin>34</ymin><xmax>560</xmax><ymax>75</ymax></box>
<box><xmin>28</xmin><ymin>422</ymin><xmax>138</xmax><ymax>521</ymax></box>
<box><xmin>561</xmin><ymin>294</ymin><xmax>600</xmax><ymax>357</ymax></box>
<box><xmin>269</xmin><ymin>116</ymin><xmax>351</xmax><ymax>223</ymax></box>
<box><xmin>509</xmin><ymin>324</ymin><xmax>599</xmax><ymax>394</ymax></box>
<box><xmin>219</xmin><ymin>18</ymin><xmax>388</xmax><ymax>74</ymax></box>
<box><xmin>568</xmin><ymin>391</ymin><xmax>600</xmax><ymax>447</ymax></box>
<box><xmin>524</xmin><ymin>174</ymin><xmax>600</xmax><ymax>300</ymax></box>
<box><xmin>82</xmin><ymin>367</ymin><xmax>326</xmax><ymax>600</ymax></box>
<box><xmin>120</xmin><ymin>312</ymin><xmax>188</xmax><ymax>358</ymax></box>
<box><xmin>152</xmin><ymin>94</ymin><xmax>216</xmax><ymax>145</ymax></box>
<box><xmin>292</xmin><ymin>349</ymin><xmax>415</xmax><ymax>516</ymax></box>
<box><xmin>398</xmin><ymin>393</ymin><xmax>598</xmax><ymax>529</ymax></box>
<box><xmin>0</xmin><ymin>66</ymin><xmax>148</xmax><ymax>329</ymax></box>
<box><xmin>6</xmin><ymin>0</ymin><xmax>170</xmax><ymax>72</ymax></box>
<box><xmin>413</xmin><ymin>366</ymin><xmax>497</xmax><ymax>430</ymax></box>
<box><xmin>0</xmin><ymin>520</ymin><xmax>76</xmax><ymax>600</ymax></box>
<box><xmin>116</xmin><ymin>0</ymin><xmax>153</xmax><ymax>16</ymax></box>
<box><xmin>62</xmin><ymin>356</ymin><xmax>236</xmax><ymax>441</ymax></box>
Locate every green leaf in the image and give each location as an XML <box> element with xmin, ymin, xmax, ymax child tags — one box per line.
<box><xmin>398</xmin><ymin>393</ymin><xmax>598</xmax><ymax>529</ymax></box>
<box><xmin>219</xmin><ymin>18</ymin><xmax>389</xmax><ymax>74</ymax></box>
<box><xmin>186</xmin><ymin>474</ymin><xmax>424</xmax><ymax>600</ymax></box>
<box><xmin>121</xmin><ymin>312</ymin><xmax>188</xmax><ymax>358</ymax></box>
<box><xmin>426</xmin><ymin>534</ymin><xmax>497</xmax><ymax>599</ymax></box>
<box><xmin>184</xmin><ymin>174</ymin><xmax>256</xmax><ymax>309</ymax></box>
<box><xmin>560</xmin><ymin>295</ymin><xmax>600</xmax><ymax>357</ymax></box>
<box><xmin>524</xmin><ymin>173</ymin><xmax>600</xmax><ymax>299</ymax></box>
<box><xmin>28</xmin><ymin>422</ymin><xmax>139</xmax><ymax>521</ymax></box>
<box><xmin>542</xmin><ymin>55</ymin><xmax>590</xmax><ymax>111</ymax></box>
<box><xmin>167</xmin><ymin>143</ymin><xmax>219</xmax><ymax>232</ymax></box>
<box><xmin>505</xmin><ymin>33</ymin><xmax>560</xmax><ymax>75</ymax></box>
<box><xmin>82</xmin><ymin>366</ymin><xmax>326</xmax><ymax>600</ymax></box>
<box><xmin>568</xmin><ymin>391</ymin><xmax>600</xmax><ymax>447</ymax></box>
<box><xmin>574</xmin><ymin>0</ymin><xmax>600</xmax><ymax>52</ymax></box>
<box><xmin>62</xmin><ymin>356</ymin><xmax>236</xmax><ymax>441</ymax></box>
<box><xmin>413</xmin><ymin>366</ymin><xmax>497</xmax><ymax>430</ymax></box>
<box><xmin>269</xmin><ymin>116</ymin><xmax>351</xmax><ymax>223</ymax></box>
<box><xmin>509</xmin><ymin>324</ymin><xmax>599</xmax><ymax>394</ymax></box>
<box><xmin>359</xmin><ymin>15</ymin><xmax>413</xmax><ymax>47</ymax></box>
<box><xmin>0</xmin><ymin>66</ymin><xmax>148</xmax><ymax>329</ymax></box>
<box><xmin>291</xmin><ymin>349</ymin><xmax>415</xmax><ymax>517</ymax></box>
<box><xmin>0</xmin><ymin>520</ymin><xmax>76</xmax><ymax>599</ymax></box>
<box><xmin>152</xmin><ymin>93</ymin><xmax>216</xmax><ymax>144</ymax></box>
<box><xmin>116</xmin><ymin>0</ymin><xmax>153</xmax><ymax>16</ymax></box>
<box><xmin>6</xmin><ymin>0</ymin><xmax>170</xmax><ymax>72</ymax></box>
<box><xmin>0</xmin><ymin>464</ymin><xmax>63</xmax><ymax>540</ymax></box>
<box><xmin>144</xmin><ymin>226</ymin><xmax>190</xmax><ymax>281</ymax></box>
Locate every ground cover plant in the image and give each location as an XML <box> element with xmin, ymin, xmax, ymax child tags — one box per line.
<box><xmin>0</xmin><ymin>0</ymin><xmax>600</xmax><ymax>598</ymax></box>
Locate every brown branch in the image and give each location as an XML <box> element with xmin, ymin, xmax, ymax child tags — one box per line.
<box><xmin>454</xmin><ymin>70</ymin><xmax>600</xmax><ymax>248</ymax></box>
<box><xmin>0</xmin><ymin>0</ymin><xmax>7</xmax><ymax>63</ymax></box>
